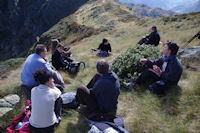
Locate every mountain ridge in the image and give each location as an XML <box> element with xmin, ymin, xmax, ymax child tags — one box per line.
<box><xmin>0</xmin><ymin>0</ymin><xmax>88</xmax><ymax>61</ymax></box>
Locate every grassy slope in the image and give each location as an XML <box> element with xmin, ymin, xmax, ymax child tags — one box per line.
<box><xmin>0</xmin><ymin>0</ymin><xmax>200</xmax><ymax>132</ymax></box>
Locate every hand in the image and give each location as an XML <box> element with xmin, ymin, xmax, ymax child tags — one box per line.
<box><xmin>44</xmin><ymin>57</ymin><xmax>49</xmax><ymax>62</ymax></box>
<box><xmin>153</xmin><ymin>65</ymin><xmax>162</xmax><ymax>76</ymax></box>
<box><xmin>140</xmin><ymin>58</ymin><xmax>147</xmax><ymax>64</ymax></box>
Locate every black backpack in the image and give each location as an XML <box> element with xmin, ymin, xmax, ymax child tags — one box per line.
<box><xmin>66</xmin><ymin>61</ymin><xmax>85</xmax><ymax>74</ymax></box>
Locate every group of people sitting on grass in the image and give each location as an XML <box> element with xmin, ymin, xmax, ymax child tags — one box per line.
<box><xmin>19</xmin><ymin>25</ymin><xmax>182</xmax><ymax>132</ymax></box>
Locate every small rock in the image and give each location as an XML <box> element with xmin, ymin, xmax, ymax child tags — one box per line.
<box><xmin>0</xmin><ymin>94</ymin><xmax>20</xmax><ymax>117</ymax></box>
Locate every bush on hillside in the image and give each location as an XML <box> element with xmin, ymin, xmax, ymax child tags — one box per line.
<box><xmin>111</xmin><ymin>45</ymin><xmax>162</xmax><ymax>81</ymax></box>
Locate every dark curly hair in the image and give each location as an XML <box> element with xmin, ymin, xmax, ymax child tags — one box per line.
<box><xmin>166</xmin><ymin>41</ymin><xmax>179</xmax><ymax>55</ymax></box>
<box><xmin>34</xmin><ymin>69</ymin><xmax>53</xmax><ymax>84</ymax></box>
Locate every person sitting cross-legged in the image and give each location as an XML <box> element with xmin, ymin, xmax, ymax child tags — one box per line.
<box><xmin>29</xmin><ymin>69</ymin><xmax>62</xmax><ymax>133</ymax></box>
<box><xmin>94</xmin><ymin>38</ymin><xmax>112</xmax><ymax>57</ymax></box>
<box><xmin>75</xmin><ymin>60</ymin><xmax>120</xmax><ymax>118</ymax></box>
<box><xmin>123</xmin><ymin>41</ymin><xmax>183</xmax><ymax>95</ymax></box>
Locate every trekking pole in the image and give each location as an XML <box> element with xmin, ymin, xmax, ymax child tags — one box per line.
<box><xmin>182</xmin><ymin>31</ymin><xmax>200</xmax><ymax>49</ymax></box>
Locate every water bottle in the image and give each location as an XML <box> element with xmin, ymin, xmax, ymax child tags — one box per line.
<box><xmin>15</xmin><ymin>122</ymin><xmax>23</xmax><ymax>129</ymax></box>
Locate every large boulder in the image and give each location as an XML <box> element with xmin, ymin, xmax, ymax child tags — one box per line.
<box><xmin>180</xmin><ymin>46</ymin><xmax>200</xmax><ymax>59</ymax></box>
<box><xmin>0</xmin><ymin>94</ymin><xmax>20</xmax><ymax>117</ymax></box>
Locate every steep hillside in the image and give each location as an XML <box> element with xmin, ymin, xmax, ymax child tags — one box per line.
<box><xmin>0</xmin><ymin>0</ymin><xmax>200</xmax><ymax>132</ymax></box>
<box><xmin>0</xmin><ymin>0</ymin><xmax>88</xmax><ymax>61</ymax></box>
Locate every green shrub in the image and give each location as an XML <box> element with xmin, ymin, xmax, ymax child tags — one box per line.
<box><xmin>111</xmin><ymin>45</ymin><xmax>162</xmax><ymax>81</ymax></box>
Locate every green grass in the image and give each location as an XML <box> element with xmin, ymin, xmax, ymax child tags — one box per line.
<box><xmin>0</xmin><ymin>0</ymin><xmax>200</xmax><ymax>132</ymax></box>
<box><xmin>0</xmin><ymin>58</ymin><xmax>25</xmax><ymax>79</ymax></box>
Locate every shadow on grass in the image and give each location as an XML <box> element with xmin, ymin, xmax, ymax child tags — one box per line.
<box><xmin>159</xmin><ymin>86</ymin><xmax>182</xmax><ymax>115</ymax></box>
<box><xmin>125</xmin><ymin>83</ymin><xmax>182</xmax><ymax>115</ymax></box>
<box><xmin>139</xmin><ymin>84</ymin><xmax>182</xmax><ymax>115</ymax></box>
<box><xmin>65</xmin><ymin>114</ymin><xmax>90</xmax><ymax>133</ymax></box>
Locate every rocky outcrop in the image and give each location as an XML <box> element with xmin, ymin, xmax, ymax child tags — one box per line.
<box><xmin>181</xmin><ymin>46</ymin><xmax>200</xmax><ymax>59</ymax></box>
<box><xmin>0</xmin><ymin>0</ymin><xmax>88</xmax><ymax>61</ymax></box>
<box><xmin>0</xmin><ymin>94</ymin><xmax>20</xmax><ymax>117</ymax></box>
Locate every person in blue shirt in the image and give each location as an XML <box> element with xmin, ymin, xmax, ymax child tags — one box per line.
<box><xmin>21</xmin><ymin>44</ymin><xmax>64</xmax><ymax>90</ymax></box>
<box><xmin>124</xmin><ymin>41</ymin><xmax>183</xmax><ymax>95</ymax></box>
<box><xmin>75</xmin><ymin>60</ymin><xmax>120</xmax><ymax>117</ymax></box>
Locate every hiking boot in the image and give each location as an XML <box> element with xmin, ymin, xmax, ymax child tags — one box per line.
<box><xmin>123</xmin><ymin>82</ymin><xmax>136</xmax><ymax>89</ymax></box>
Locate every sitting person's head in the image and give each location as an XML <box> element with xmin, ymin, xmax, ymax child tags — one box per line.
<box><xmin>163</xmin><ymin>41</ymin><xmax>179</xmax><ymax>56</ymax></box>
<box><xmin>34</xmin><ymin>69</ymin><xmax>55</xmax><ymax>88</ymax></box>
<box><xmin>35</xmin><ymin>44</ymin><xmax>47</xmax><ymax>59</ymax></box>
<box><xmin>150</xmin><ymin>26</ymin><xmax>157</xmax><ymax>32</ymax></box>
<box><xmin>102</xmin><ymin>38</ymin><xmax>109</xmax><ymax>45</ymax></box>
<box><xmin>96</xmin><ymin>59</ymin><xmax>109</xmax><ymax>75</ymax></box>
<box><xmin>56</xmin><ymin>43</ymin><xmax>64</xmax><ymax>53</ymax></box>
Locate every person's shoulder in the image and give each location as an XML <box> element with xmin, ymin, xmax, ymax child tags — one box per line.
<box><xmin>51</xmin><ymin>87</ymin><xmax>62</xmax><ymax>96</ymax></box>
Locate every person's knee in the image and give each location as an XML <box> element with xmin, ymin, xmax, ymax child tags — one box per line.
<box><xmin>77</xmin><ymin>86</ymin><xmax>89</xmax><ymax>94</ymax></box>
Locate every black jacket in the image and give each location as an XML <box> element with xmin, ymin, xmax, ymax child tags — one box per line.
<box><xmin>90</xmin><ymin>72</ymin><xmax>120</xmax><ymax>113</ymax></box>
<box><xmin>145</xmin><ymin>31</ymin><xmax>160</xmax><ymax>46</ymax></box>
<box><xmin>52</xmin><ymin>50</ymin><xmax>72</xmax><ymax>70</ymax></box>
<box><xmin>97</xmin><ymin>43</ymin><xmax>112</xmax><ymax>52</ymax></box>
<box><xmin>146</xmin><ymin>55</ymin><xmax>183</xmax><ymax>85</ymax></box>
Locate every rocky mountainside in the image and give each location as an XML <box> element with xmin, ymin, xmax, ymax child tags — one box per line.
<box><xmin>121</xmin><ymin>2</ymin><xmax>176</xmax><ymax>18</ymax></box>
<box><xmin>0</xmin><ymin>0</ymin><xmax>88</xmax><ymax>60</ymax></box>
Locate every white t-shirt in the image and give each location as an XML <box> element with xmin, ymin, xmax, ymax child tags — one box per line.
<box><xmin>29</xmin><ymin>84</ymin><xmax>61</xmax><ymax>128</ymax></box>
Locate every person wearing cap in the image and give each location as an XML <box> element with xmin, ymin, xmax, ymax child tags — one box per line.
<box><xmin>52</xmin><ymin>43</ymin><xmax>73</xmax><ymax>70</ymax></box>
<box><xmin>138</xmin><ymin>26</ymin><xmax>160</xmax><ymax>46</ymax></box>
<box><xmin>123</xmin><ymin>42</ymin><xmax>183</xmax><ymax>95</ymax></box>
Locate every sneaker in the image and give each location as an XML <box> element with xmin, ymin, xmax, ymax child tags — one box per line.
<box><xmin>56</xmin><ymin>116</ymin><xmax>61</xmax><ymax>123</ymax></box>
<box><xmin>123</xmin><ymin>82</ymin><xmax>135</xmax><ymax>89</ymax></box>
<box><xmin>124</xmin><ymin>77</ymin><xmax>136</xmax><ymax>83</ymax></box>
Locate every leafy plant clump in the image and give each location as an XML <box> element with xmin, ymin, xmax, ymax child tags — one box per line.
<box><xmin>111</xmin><ymin>45</ymin><xmax>162</xmax><ymax>81</ymax></box>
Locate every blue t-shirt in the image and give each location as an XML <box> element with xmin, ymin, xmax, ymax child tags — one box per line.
<box><xmin>21</xmin><ymin>54</ymin><xmax>56</xmax><ymax>88</ymax></box>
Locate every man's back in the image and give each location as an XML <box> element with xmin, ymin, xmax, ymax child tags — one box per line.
<box><xmin>21</xmin><ymin>54</ymin><xmax>50</xmax><ymax>88</ymax></box>
<box><xmin>91</xmin><ymin>72</ymin><xmax>120</xmax><ymax>113</ymax></box>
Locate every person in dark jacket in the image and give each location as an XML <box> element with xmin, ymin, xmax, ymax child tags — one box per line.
<box><xmin>52</xmin><ymin>44</ymin><xmax>73</xmax><ymax>70</ymax></box>
<box><xmin>138</xmin><ymin>26</ymin><xmax>160</xmax><ymax>46</ymax></box>
<box><xmin>75</xmin><ymin>60</ymin><xmax>120</xmax><ymax>117</ymax></box>
<box><xmin>123</xmin><ymin>41</ymin><xmax>183</xmax><ymax>95</ymax></box>
<box><xmin>94</xmin><ymin>38</ymin><xmax>112</xmax><ymax>57</ymax></box>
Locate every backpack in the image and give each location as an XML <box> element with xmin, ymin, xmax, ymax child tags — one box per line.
<box><xmin>66</xmin><ymin>61</ymin><xmax>85</xmax><ymax>74</ymax></box>
<box><xmin>6</xmin><ymin>100</ymin><xmax>31</xmax><ymax>133</ymax></box>
<box><xmin>61</xmin><ymin>92</ymin><xmax>79</xmax><ymax>109</ymax></box>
